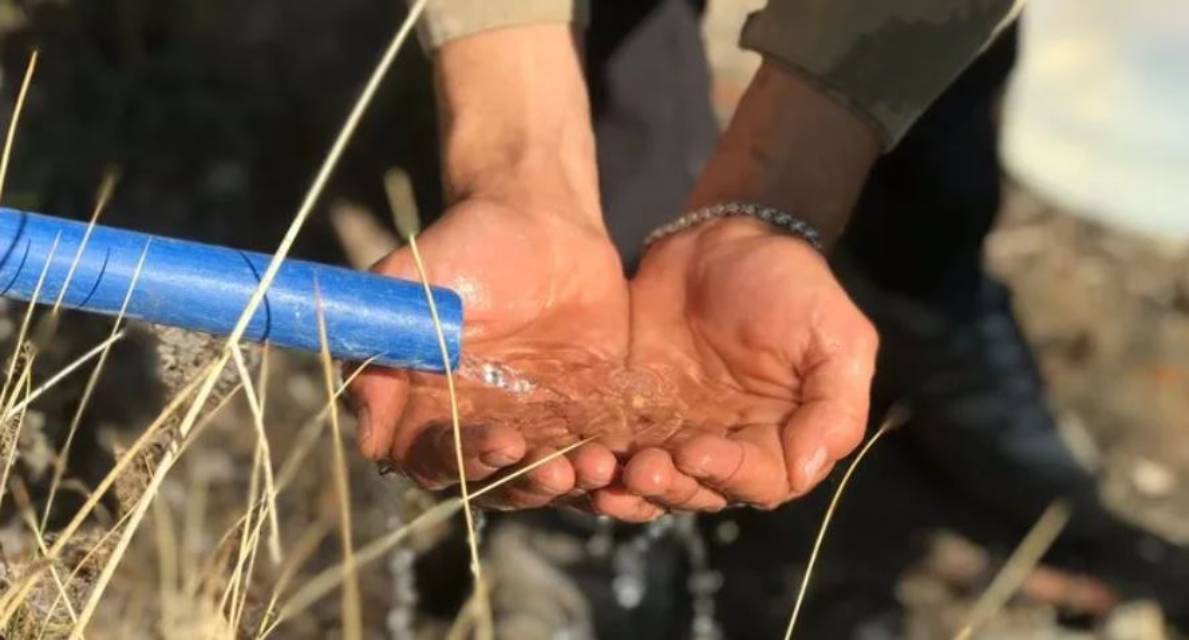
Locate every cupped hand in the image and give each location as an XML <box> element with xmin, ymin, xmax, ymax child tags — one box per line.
<box><xmin>348</xmin><ymin>196</ymin><xmax>630</xmax><ymax>510</ymax></box>
<box><xmin>597</xmin><ymin>217</ymin><xmax>878</xmax><ymax>518</ymax></box>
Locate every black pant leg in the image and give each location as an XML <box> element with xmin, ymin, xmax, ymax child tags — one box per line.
<box><xmin>587</xmin><ymin>0</ymin><xmax>719</xmax><ymax>270</ymax></box>
<box><xmin>839</xmin><ymin>27</ymin><xmax>1019</xmax><ymax>318</ymax></box>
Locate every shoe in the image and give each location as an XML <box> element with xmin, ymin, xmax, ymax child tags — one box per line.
<box><xmin>834</xmin><ymin>256</ymin><xmax>1189</xmax><ymax>621</ymax></box>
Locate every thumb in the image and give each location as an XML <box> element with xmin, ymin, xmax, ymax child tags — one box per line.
<box><xmin>347</xmin><ymin>239</ymin><xmax>438</xmax><ymax>461</ymax></box>
<box><xmin>348</xmin><ymin>364</ymin><xmax>411</xmax><ymax>461</ymax></box>
<box><xmin>780</xmin><ymin>316</ymin><xmax>877</xmax><ymax>493</ymax></box>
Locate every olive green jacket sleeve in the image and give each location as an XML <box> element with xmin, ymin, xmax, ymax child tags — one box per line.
<box><xmin>415</xmin><ymin>0</ymin><xmax>589</xmax><ymax>49</ymax></box>
<box><xmin>741</xmin><ymin>0</ymin><xmax>1023</xmax><ymax>148</ymax></box>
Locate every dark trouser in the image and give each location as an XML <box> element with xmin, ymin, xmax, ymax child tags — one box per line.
<box><xmin>586</xmin><ymin>0</ymin><xmax>718</xmax><ymax>269</ymax></box>
<box><xmin>839</xmin><ymin>29</ymin><xmax>1018</xmax><ymax>318</ymax></box>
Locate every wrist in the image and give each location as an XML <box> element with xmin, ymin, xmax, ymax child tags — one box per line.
<box><xmin>436</xmin><ymin>25</ymin><xmax>601</xmax><ymax>226</ymax></box>
<box><xmin>646</xmin><ymin>202</ymin><xmax>823</xmax><ymax>252</ymax></box>
<box><xmin>686</xmin><ymin>60</ymin><xmax>881</xmax><ymax>247</ymax></box>
<box><xmin>642</xmin><ymin>214</ymin><xmax>821</xmax><ymax>275</ymax></box>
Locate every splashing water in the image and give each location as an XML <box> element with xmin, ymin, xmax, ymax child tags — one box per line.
<box><xmin>458</xmin><ymin>356</ymin><xmax>537</xmax><ymax>395</ymax></box>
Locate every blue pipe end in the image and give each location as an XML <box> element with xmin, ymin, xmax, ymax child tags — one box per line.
<box><xmin>0</xmin><ymin>208</ymin><xmax>462</xmax><ymax>372</ymax></box>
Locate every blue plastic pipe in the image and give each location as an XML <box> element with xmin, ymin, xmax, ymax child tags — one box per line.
<box><xmin>0</xmin><ymin>208</ymin><xmax>461</xmax><ymax>371</ymax></box>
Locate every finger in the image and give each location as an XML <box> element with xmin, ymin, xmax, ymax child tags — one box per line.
<box><xmin>369</xmin><ymin>245</ymin><xmax>419</xmax><ymax>280</ymax></box>
<box><xmin>622</xmin><ymin>448</ymin><xmax>727</xmax><ymax>512</ymax></box>
<box><xmin>476</xmin><ymin>447</ymin><xmax>576</xmax><ymax>510</ymax></box>
<box><xmin>672</xmin><ymin>427</ymin><xmax>791</xmax><ymax>509</ymax></box>
<box><xmin>347</xmin><ymin>365</ymin><xmax>410</xmax><ymax>460</ymax></box>
<box><xmin>780</xmin><ymin>408</ymin><xmax>846</xmax><ymax>495</ymax></box>
<box><xmin>783</xmin><ymin>317</ymin><xmax>877</xmax><ymax>492</ymax></box>
<box><xmin>404</xmin><ymin>423</ymin><xmax>527</xmax><ymax>488</ymax></box>
<box><xmin>590</xmin><ymin>485</ymin><xmax>666</xmax><ymax>523</ymax></box>
<box><xmin>567</xmin><ymin>441</ymin><xmax>618</xmax><ymax>491</ymax></box>
<box><xmin>350</xmin><ymin>243</ymin><xmax>448</xmax><ymax>462</ymax></box>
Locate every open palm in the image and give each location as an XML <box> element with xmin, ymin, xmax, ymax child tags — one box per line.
<box><xmin>599</xmin><ymin>218</ymin><xmax>878</xmax><ymax>518</ymax></box>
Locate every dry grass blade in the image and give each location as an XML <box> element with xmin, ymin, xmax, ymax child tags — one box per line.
<box><xmin>0</xmin><ymin>49</ymin><xmax>37</xmax><ymax>201</ymax></box>
<box><xmin>151</xmin><ymin>485</ymin><xmax>180</xmax><ymax>635</ymax></box>
<box><xmin>9</xmin><ymin>477</ymin><xmax>79</xmax><ymax>624</ymax></box>
<box><xmin>265</xmin><ymin>438</ymin><xmax>592</xmax><ymax>635</ymax></box>
<box><xmin>2</xmin><ymin>329</ymin><xmax>127</xmax><ymax>423</ymax></box>
<box><xmin>0</xmin><ymin>48</ymin><xmax>41</xmax><ymax>442</ymax></box>
<box><xmin>72</xmin><ymin>4</ymin><xmax>431</xmax><ymax>628</ymax></box>
<box><xmin>953</xmin><ymin>500</ymin><xmax>1072</xmax><ymax>640</ymax></box>
<box><xmin>0</xmin><ymin>560</ymin><xmax>52</xmax><ymax>625</ymax></box>
<box><xmin>469</xmin><ymin>437</ymin><xmax>592</xmax><ymax>501</ymax></box>
<box><xmin>35</xmin><ymin>506</ymin><xmax>139</xmax><ymax>639</ymax></box>
<box><xmin>229</xmin><ymin>345</ymin><xmax>274</xmax><ymax>634</ymax></box>
<box><xmin>446</xmin><ymin>591</ymin><xmax>480</xmax><ymax>640</ymax></box>
<box><xmin>63</xmin><ymin>373</ymin><xmax>244</xmax><ymax>637</ymax></box>
<box><xmin>169</xmin><ymin>0</ymin><xmax>432</xmax><ymax>445</ymax></box>
<box><xmin>218</xmin><ymin>442</ymin><xmax>265</xmax><ymax>631</ymax></box>
<box><xmin>229</xmin><ymin>471</ymin><xmax>270</xmax><ymax>636</ymax></box>
<box><xmin>41</xmin><ymin>239</ymin><xmax>149</xmax><ymax>528</ymax></box>
<box><xmin>0</xmin><ymin>363</ymin><xmax>33</xmax><ymax>513</ymax></box>
<box><xmin>230</xmin><ymin>342</ymin><xmax>282</xmax><ymax>563</ymax></box>
<box><xmin>13</xmin><ymin>3</ymin><xmax>435</xmax><ymax>634</ymax></box>
<box><xmin>46</xmin><ymin>363</ymin><xmax>213</xmax><ymax>559</ymax></box>
<box><xmin>314</xmin><ymin>287</ymin><xmax>363</xmax><ymax>640</ymax></box>
<box><xmin>274</xmin><ymin>356</ymin><xmax>375</xmax><ymax>492</ymax></box>
<box><xmin>182</xmin><ymin>357</ymin><xmax>373</xmax><ymax>627</ymax></box>
<box><xmin>65</xmin><ymin>377</ymin><xmax>242</xmax><ymax>639</ymax></box>
<box><xmin>0</xmin><ymin>231</ymin><xmax>61</xmax><ymax>412</ymax></box>
<box><xmin>211</xmin><ymin>0</ymin><xmax>431</xmax><ymax>362</ymax></box>
<box><xmin>203</xmin><ymin>357</ymin><xmax>373</xmax><ymax>568</ymax></box>
<box><xmin>49</xmin><ymin>170</ymin><xmax>118</xmax><ymax>314</ymax></box>
<box><xmin>266</xmin><ymin>499</ymin><xmax>459</xmax><ymax>637</ymax></box>
<box><xmin>383</xmin><ymin>168</ymin><xmax>419</xmax><ymax>240</ymax></box>
<box><xmin>390</xmin><ymin>160</ymin><xmax>492</xmax><ymax>638</ymax></box>
<box><xmin>409</xmin><ymin>232</ymin><xmax>492</xmax><ymax>638</ymax></box>
<box><xmin>783</xmin><ymin>406</ymin><xmax>907</xmax><ymax>640</ymax></box>
<box><xmin>255</xmin><ymin>516</ymin><xmax>334</xmax><ymax>638</ymax></box>
<box><xmin>53</xmin><ymin>1</ymin><xmax>428</xmax><ymax>626</ymax></box>
<box><xmin>180</xmin><ymin>438</ymin><xmax>212</xmax><ymax>594</ymax></box>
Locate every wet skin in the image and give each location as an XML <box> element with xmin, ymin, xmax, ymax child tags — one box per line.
<box><xmin>348</xmin><ymin>25</ymin><xmax>882</xmax><ymax>520</ymax></box>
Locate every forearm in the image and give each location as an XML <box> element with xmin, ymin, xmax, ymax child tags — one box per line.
<box><xmin>687</xmin><ymin>0</ymin><xmax>1020</xmax><ymax>248</ymax></box>
<box><xmin>740</xmin><ymin>0</ymin><xmax>1021</xmax><ymax>147</ymax></box>
<box><xmin>686</xmin><ymin>60</ymin><xmax>881</xmax><ymax>247</ymax></box>
<box><xmin>434</xmin><ymin>25</ymin><xmax>601</xmax><ymax>226</ymax></box>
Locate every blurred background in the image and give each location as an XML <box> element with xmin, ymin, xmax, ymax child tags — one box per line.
<box><xmin>1</xmin><ymin>0</ymin><xmax>1187</xmax><ymax>638</ymax></box>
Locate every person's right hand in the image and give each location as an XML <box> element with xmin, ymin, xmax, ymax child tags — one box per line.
<box><xmin>349</xmin><ymin>23</ymin><xmax>639</xmax><ymax>510</ymax></box>
<box><xmin>349</xmin><ymin>194</ymin><xmax>635</xmax><ymax>510</ymax></box>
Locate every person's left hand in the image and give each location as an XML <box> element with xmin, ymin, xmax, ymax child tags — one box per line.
<box><xmin>588</xmin><ymin>216</ymin><xmax>878</xmax><ymax>521</ymax></box>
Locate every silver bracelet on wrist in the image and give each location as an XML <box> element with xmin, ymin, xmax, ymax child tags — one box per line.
<box><xmin>643</xmin><ymin>201</ymin><xmax>824</xmax><ymax>251</ymax></box>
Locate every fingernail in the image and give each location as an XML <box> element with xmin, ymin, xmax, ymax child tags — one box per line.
<box><xmin>480</xmin><ymin>448</ymin><xmax>519</xmax><ymax>467</ymax></box>
<box><xmin>800</xmin><ymin>446</ymin><xmax>827</xmax><ymax>490</ymax></box>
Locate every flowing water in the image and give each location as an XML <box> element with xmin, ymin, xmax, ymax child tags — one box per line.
<box><xmin>401</xmin><ymin>353</ymin><xmax>754</xmax><ymax>454</ymax></box>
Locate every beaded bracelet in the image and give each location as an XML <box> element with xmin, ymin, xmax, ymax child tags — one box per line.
<box><xmin>643</xmin><ymin>202</ymin><xmax>823</xmax><ymax>252</ymax></box>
